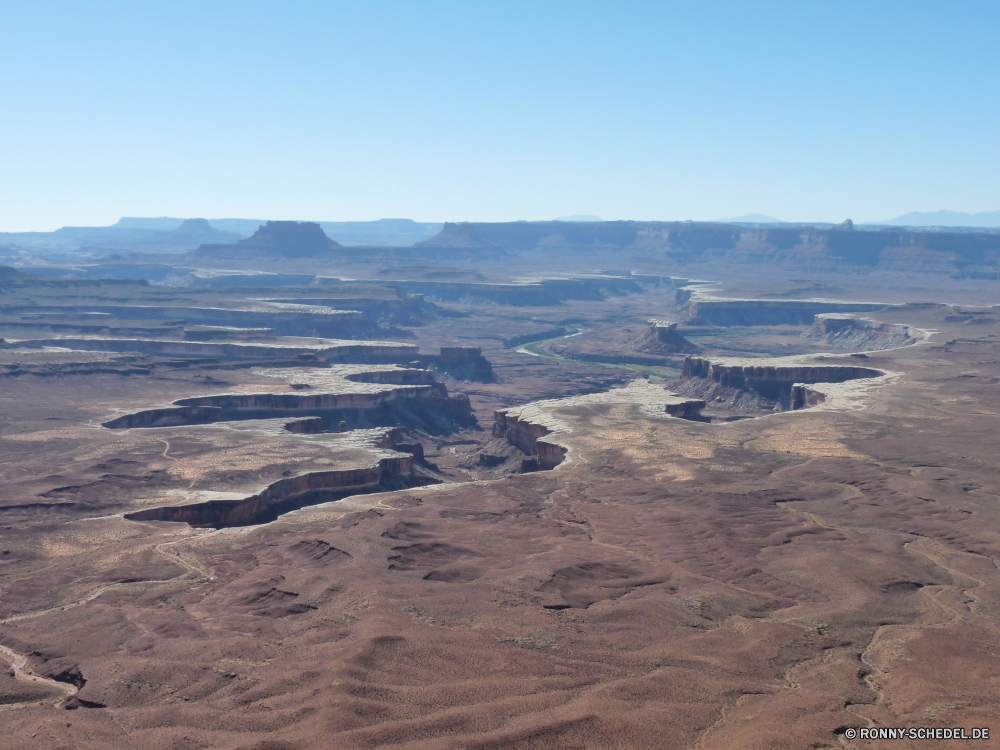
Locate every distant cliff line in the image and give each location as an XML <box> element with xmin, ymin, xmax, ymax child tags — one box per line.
<box><xmin>416</xmin><ymin>221</ymin><xmax>1000</xmax><ymax>277</ymax></box>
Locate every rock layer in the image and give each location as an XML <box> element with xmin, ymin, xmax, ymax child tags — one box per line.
<box><xmin>682</xmin><ymin>355</ymin><xmax>884</xmax><ymax>410</ymax></box>
<box><xmin>125</xmin><ymin>455</ymin><xmax>422</xmax><ymax>528</ymax></box>
<box><xmin>688</xmin><ymin>299</ymin><xmax>888</xmax><ymax>326</ymax></box>
<box><xmin>104</xmin><ymin>388</ymin><xmax>473</xmax><ymax>430</ymax></box>
<box><xmin>804</xmin><ymin>314</ymin><xmax>921</xmax><ymax>350</ymax></box>
<box><xmin>0</xmin><ymin>302</ymin><xmax>374</xmax><ymax>337</ymax></box>
<box><xmin>492</xmin><ymin>411</ymin><xmax>568</xmax><ymax>471</ymax></box>
<box><xmin>1</xmin><ymin>337</ymin><xmax>417</xmax><ymax>361</ymax></box>
<box><xmin>418</xmin><ymin>220</ymin><xmax>1000</xmax><ymax>277</ymax></box>
<box><xmin>632</xmin><ymin>319</ymin><xmax>699</xmax><ymax>353</ymax></box>
<box><xmin>380</xmin><ymin>277</ymin><xmax>642</xmax><ymax>306</ymax></box>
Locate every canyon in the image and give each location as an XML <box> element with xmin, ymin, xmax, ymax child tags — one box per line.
<box><xmin>1</xmin><ymin>226</ymin><xmax>999</xmax><ymax>749</ymax></box>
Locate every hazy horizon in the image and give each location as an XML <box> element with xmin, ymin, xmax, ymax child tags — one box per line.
<box><xmin>8</xmin><ymin>209</ymin><xmax>1000</xmax><ymax>236</ymax></box>
<box><xmin>3</xmin><ymin>1</ymin><xmax>999</xmax><ymax>232</ymax></box>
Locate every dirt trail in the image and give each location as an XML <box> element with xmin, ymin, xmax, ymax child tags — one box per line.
<box><xmin>0</xmin><ymin>529</ymin><xmax>217</xmax><ymax>709</ymax></box>
<box><xmin>160</xmin><ymin>438</ymin><xmax>200</xmax><ymax>488</ymax></box>
<box><xmin>0</xmin><ymin>642</ymin><xmax>78</xmax><ymax>704</ymax></box>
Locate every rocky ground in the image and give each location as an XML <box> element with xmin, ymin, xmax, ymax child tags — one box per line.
<box><xmin>1</xmin><ymin>267</ymin><xmax>998</xmax><ymax>748</ymax></box>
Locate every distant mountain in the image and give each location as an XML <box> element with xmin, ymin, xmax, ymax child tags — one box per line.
<box><xmin>119</xmin><ymin>217</ymin><xmax>444</xmax><ymax>245</ymax></box>
<box><xmin>1</xmin><ymin>217</ymin><xmax>444</xmax><ymax>254</ymax></box>
<box><xmin>0</xmin><ymin>218</ymin><xmax>240</xmax><ymax>256</ymax></box>
<box><xmin>717</xmin><ymin>213</ymin><xmax>782</xmax><ymax>224</ymax></box>
<box><xmin>554</xmin><ymin>215</ymin><xmax>604</xmax><ymax>222</ymax></box>
<box><xmin>192</xmin><ymin>221</ymin><xmax>343</xmax><ymax>259</ymax></box>
<box><xmin>115</xmin><ymin>217</ymin><xmax>268</xmax><ymax>237</ymax></box>
<box><xmin>877</xmin><ymin>210</ymin><xmax>1000</xmax><ymax>228</ymax></box>
<box><xmin>171</xmin><ymin>218</ymin><xmax>224</xmax><ymax>237</ymax></box>
<box><xmin>417</xmin><ymin>220</ymin><xmax>1000</xmax><ymax>277</ymax></box>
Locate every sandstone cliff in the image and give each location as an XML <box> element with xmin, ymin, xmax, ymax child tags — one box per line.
<box><xmin>803</xmin><ymin>314</ymin><xmax>922</xmax><ymax>350</ymax></box>
<box><xmin>428</xmin><ymin>347</ymin><xmax>495</xmax><ymax>382</ymax></box>
<box><xmin>631</xmin><ymin>320</ymin><xmax>699</xmax><ymax>354</ymax></box>
<box><xmin>417</xmin><ymin>221</ymin><xmax>1000</xmax><ymax>277</ymax></box>
<box><xmin>492</xmin><ymin>411</ymin><xmax>568</xmax><ymax>471</ymax></box>
<box><xmin>104</xmin><ymin>387</ymin><xmax>473</xmax><ymax>431</ymax></box>
<box><xmin>383</xmin><ymin>277</ymin><xmax>642</xmax><ymax>306</ymax></box>
<box><xmin>2</xmin><ymin>337</ymin><xmax>418</xmax><ymax>362</ymax></box>
<box><xmin>124</xmin><ymin>455</ymin><xmax>420</xmax><ymax>528</ymax></box>
<box><xmin>0</xmin><ymin>301</ymin><xmax>377</xmax><ymax>338</ymax></box>
<box><xmin>192</xmin><ymin>221</ymin><xmax>344</xmax><ymax>260</ymax></box>
<box><xmin>492</xmin><ymin>381</ymin><xmax>708</xmax><ymax>471</ymax></box>
<box><xmin>687</xmin><ymin>300</ymin><xmax>888</xmax><ymax>326</ymax></box>
<box><xmin>681</xmin><ymin>355</ymin><xmax>884</xmax><ymax>411</ymax></box>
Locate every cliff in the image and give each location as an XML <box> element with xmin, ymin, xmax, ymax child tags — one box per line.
<box><xmin>104</xmin><ymin>386</ymin><xmax>474</xmax><ymax>430</ymax></box>
<box><xmin>427</xmin><ymin>346</ymin><xmax>495</xmax><ymax>382</ymax></box>
<box><xmin>492</xmin><ymin>410</ymin><xmax>567</xmax><ymax>471</ymax></box>
<box><xmin>382</xmin><ymin>277</ymin><xmax>642</xmax><ymax>306</ymax></box>
<box><xmin>492</xmin><ymin>381</ymin><xmax>708</xmax><ymax>470</ymax></box>
<box><xmin>682</xmin><ymin>356</ymin><xmax>882</xmax><ymax>386</ymax></box>
<box><xmin>804</xmin><ymin>314</ymin><xmax>922</xmax><ymax>350</ymax></box>
<box><xmin>687</xmin><ymin>300</ymin><xmax>888</xmax><ymax>326</ymax></box>
<box><xmin>632</xmin><ymin>319</ymin><xmax>699</xmax><ymax>353</ymax></box>
<box><xmin>124</xmin><ymin>455</ymin><xmax>421</xmax><ymax>528</ymax></box>
<box><xmin>417</xmin><ymin>221</ymin><xmax>1000</xmax><ymax>277</ymax></box>
<box><xmin>0</xmin><ymin>220</ymin><xmax>240</xmax><ymax>254</ymax></box>
<box><xmin>192</xmin><ymin>221</ymin><xmax>344</xmax><ymax>259</ymax></box>
<box><xmin>0</xmin><ymin>302</ymin><xmax>377</xmax><ymax>338</ymax></box>
<box><xmin>3</xmin><ymin>337</ymin><xmax>417</xmax><ymax>362</ymax></box>
<box><xmin>681</xmin><ymin>355</ymin><xmax>884</xmax><ymax>410</ymax></box>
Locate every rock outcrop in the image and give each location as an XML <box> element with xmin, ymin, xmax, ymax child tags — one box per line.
<box><xmin>682</xmin><ymin>356</ymin><xmax>883</xmax><ymax>385</ymax></box>
<box><xmin>632</xmin><ymin>319</ymin><xmax>699</xmax><ymax>353</ymax></box>
<box><xmin>416</xmin><ymin>221</ymin><xmax>1000</xmax><ymax>277</ymax></box>
<box><xmin>804</xmin><ymin>314</ymin><xmax>921</xmax><ymax>350</ymax></box>
<box><xmin>172</xmin><ymin>387</ymin><xmax>443</xmax><ymax>411</ymax></box>
<box><xmin>284</xmin><ymin>417</ymin><xmax>324</xmax><ymax>434</ymax></box>
<box><xmin>125</xmin><ymin>455</ymin><xmax>425</xmax><ymax>528</ymax></box>
<box><xmin>492</xmin><ymin>411</ymin><xmax>568</xmax><ymax>471</ymax></box>
<box><xmin>789</xmin><ymin>384</ymin><xmax>827</xmax><ymax>410</ymax></box>
<box><xmin>682</xmin><ymin>355</ymin><xmax>884</xmax><ymax>410</ymax></box>
<box><xmin>104</xmin><ymin>387</ymin><xmax>473</xmax><ymax>431</ymax></box>
<box><xmin>0</xmin><ymin>302</ymin><xmax>376</xmax><ymax>338</ymax></box>
<box><xmin>493</xmin><ymin>381</ymin><xmax>709</xmax><ymax>470</ymax></box>
<box><xmin>382</xmin><ymin>277</ymin><xmax>642</xmax><ymax>306</ymax></box>
<box><xmin>428</xmin><ymin>347</ymin><xmax>495</xmax><ymax>382</ymax></box>
<box><xmin>1</xmin><ymin>337</ymin><xmax>418</xmax><ymax>362</ymax></box>
<box><xmin>103</xmin><ymin>406</ymin><xmax>224</xmax><ymax>429</ymax></box>
<box><xmin>687</xmin><ymin>300</ymin><xmax>888</xmax><ymax>326</ymax></box>
<box><xmin>664</xmin><ymin>399</ymin><xmax>708</xmax><ymax>418</ymax></box>
<box><xmin>192</xmin><ymin>221</ymin><xmax>343</xmax><ymax>259</ymax></box>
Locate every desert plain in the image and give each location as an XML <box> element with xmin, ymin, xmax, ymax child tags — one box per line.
<box><xmin>1</xmin><ymin>220</ymin><xmax>1000</xmax><ymax>749</ymax></box>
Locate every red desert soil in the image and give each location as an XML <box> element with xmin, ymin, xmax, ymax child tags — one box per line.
<box><xmin>2</xmin><ymin>292</ymin><xmax>1000</xmax><ymax>748</ymax></box>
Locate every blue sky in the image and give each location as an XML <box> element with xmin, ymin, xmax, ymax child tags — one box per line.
<box><xmin>2</xmin><ymin>1</ymin><xmax>998</xmax><ymax>230</ymax></box>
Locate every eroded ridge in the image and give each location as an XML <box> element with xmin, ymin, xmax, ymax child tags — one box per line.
<box><xmin>493</xmin><ymin>380</ymin><xmax>708</xmax><ymax>471</ymax></box>
<box><xmin>1</xmin><ymin>336</ymin><xmax>414</xmax><ymax>360</ymax></box>
<box><xmin>680</xmin><ymin>354</ymin><xmax>886</xmax><ymax>412</ymax></box>
<box><xmin>106</xmin><ymin>362</ymin><xmax>481</xmax><ymax>527</ymax></box>
<box><xmin>102</xmin><ymin>362</ymin><xmax>476</xmax><ymax>431</ymax></box>
<box><xmin>0</xmin><ymin>300</ymin><xmax>377</xmax><ymax>338</ymax></box>
<box><xmin>45</xmin><ymin>339</ymin><xmax>505</xmax><ymax>531</ymax></box>
<box><xmin>124</xmin><ymin>429</ymin><xmax>426</xmax><ymax>528</ymax></box>
<box><xmin>804</xmin><ymin>313</ymin><xmax>925</xmax><ymax>350</ymax></box>
<box><xmin>685</xmin><ymin>296</ymin><xmax>890</xmax><ymax>326</ymax></box>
